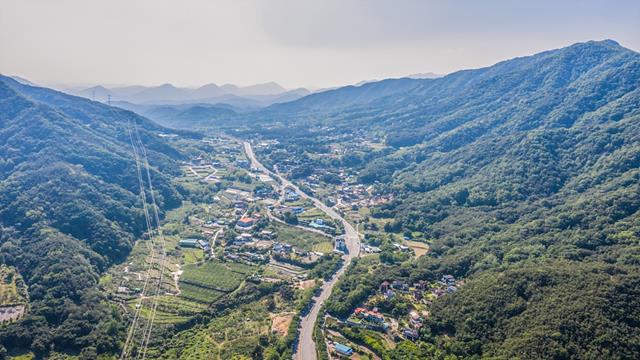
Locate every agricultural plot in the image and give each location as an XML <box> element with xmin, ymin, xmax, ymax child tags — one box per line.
<box><xmin>126</xmin><ymin>299</ymin><xmax>193</xmax><ymax>325</ymax></box>
<box><xmin>178</xmin><ymin>283</ymin><xmax>226</xmax><ymax>304</ymax></box>
<box><xmin>157</xmin><ymin>296</ymin><xmax>275</xmax><ymax>360</ymax></box>
<box><xmin>155</xmin><ymin>295</ymin><xmax>208</xmax><ymax>315</ymax></box>
<box><xmin>179</xmin><ymin>261</ymin><xmax>256</xmax><ymax>304</ymax></box>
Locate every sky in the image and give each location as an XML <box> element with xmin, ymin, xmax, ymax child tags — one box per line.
<box><xmin>1</xmin><ymin>0</ymin><xmax>639</xmax><ymax>89</ymax></box>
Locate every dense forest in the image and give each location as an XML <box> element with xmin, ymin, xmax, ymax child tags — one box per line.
<box><xmin>0</xmin><ymin>76</ymin><xmax>186</xmax><ymax>357</ymax></box>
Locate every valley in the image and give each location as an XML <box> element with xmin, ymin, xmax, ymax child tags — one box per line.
<box><xmin>1</xmin><ymin>38</ymin><xmax>639</xmax><ymax>360</ymax></box>
<box><xmin>93</xmin><ymin>135</ymin><xmax>365</xmax><ymax>359</ymax></box>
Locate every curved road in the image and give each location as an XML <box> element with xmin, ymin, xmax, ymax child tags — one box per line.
<box><xmin>243</xmin><ymin>142</ymin><xmax>360</xmax><ymax>360</ymax></box>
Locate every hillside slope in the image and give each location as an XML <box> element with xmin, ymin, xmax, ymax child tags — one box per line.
<box><xmin>0</xmin><ymin>76</ymin><xmax>184</xmax><ymax>356</ymax></box>
<box><xmin>244</xmin><ymin>40</ymin><xmax>640</xmax><ymax>359</ymax></box>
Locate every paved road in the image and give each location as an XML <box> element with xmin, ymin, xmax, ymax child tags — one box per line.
<box><xmin>243</xmin><ymin>142</ymin><xmax>360</xmax><ymax>360</ymax></box>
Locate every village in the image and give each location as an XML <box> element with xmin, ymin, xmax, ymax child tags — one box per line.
<box><xmin>252</xmin><ymin>137</ymin><xmax>394</xmax><ymax>227</ymax></box>
<box><xmin>99</xmin><ymin>136</ymin><xmax>357</xmax><ymax>351</ymax></box>
<box><xmin>94</xmin><ymin>135</ymin><xmax>448</xmax><ymax>359</ymax></box>
<box><xmin>320</xmin><ymin>273</ymin><xmax>463</xmax><ymax>358</ymax></box>
<box><xmin>250</xmin><ymin>136</ymin><xmax>459</xmax><ymax>359</ymax></box>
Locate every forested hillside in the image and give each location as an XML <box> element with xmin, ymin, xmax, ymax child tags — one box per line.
<box><xmin>112</xmin><ymin>101</ymin><xmax>239</xmax><ymax>129</ymax></box>
<box><xmin>0</xmin><ymin>76</ymin><xmax>184</xmax><ymax>356</ymax></box>
<box><xmin>243</xmin><ymin>40</ymin><xmax>640</xmax><ymax>358</ymax></box>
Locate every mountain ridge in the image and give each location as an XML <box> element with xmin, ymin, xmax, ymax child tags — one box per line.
<box><xmin>0</xmin><ymin>75</ymin><xmax>185</xmax><ymax>355</ymax></box>
<box><xmin>242</xmin><ymin>40</ymin><xmax>640</xmax><ymax>359</ymax></box>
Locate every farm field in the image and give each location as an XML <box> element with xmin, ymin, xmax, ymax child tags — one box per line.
<box><xmin>157</xmin><ymin>298</ymin><xmax>273</xmax><ymax>360</ymax></box>
<box><xmin>179</xmin><ymin>261</ymin><xmax>256</xmax><ymax>304</ymax></box>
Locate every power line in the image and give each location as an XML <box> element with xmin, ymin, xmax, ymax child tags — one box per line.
<box><xmin>120</xmin><ymin>122</ymin><xmax>158</xmax><ymax>360</ymax></box>
<box><xmin>133</xmin><ymin>125</ymin><xmax>168</xmax><ymax>359</ymax></box>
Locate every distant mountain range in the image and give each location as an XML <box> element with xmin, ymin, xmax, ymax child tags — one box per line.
<box><xmin>64</xmin><ymin>82</ymin><xmax>311</xmax><ymax>109</ymax></box>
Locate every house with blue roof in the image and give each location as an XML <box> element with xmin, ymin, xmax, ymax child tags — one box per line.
<box><xmin>334</xmin><ymin>342</ymin><xmax>353</xmax><ymax>356</ymax></box>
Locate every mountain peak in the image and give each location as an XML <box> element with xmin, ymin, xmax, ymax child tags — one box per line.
<box><xmin>565</xmin><ymin>39</ymin><xmax>629</xmax><ymax>54</ymax></box>
<box><xmin>197</xmin><ymin>83</ymin><xmax>220</xmax><ymax>90</ymax></box>
<box><xmin>602</xmin><ymin>39</ymin><xmax>620</xmax><ymax>46</ymax></box>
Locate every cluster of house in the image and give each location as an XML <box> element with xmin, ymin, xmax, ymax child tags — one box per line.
<box><xmin>220</xmin><ymin>216</ymin><xmax>276</xmax><ymax>264</ymax></box>
<box><xmin>379</xmin><ymin>279</ymin><xmax>410</xmax><ymax>300</ymax></box>
<box><xmin>272</xmin><ymin>204</ymin><xmax>305</xmax><ymax>215</ymax></box>
<box><xmin>361</xmin><ymin>244</ymin><xmax>381</xmax><ymax>253</ymax></box>
<box><xmin>283</xmin><ymin>188</ymin><xmax>300</xmax><ymax>202</ymax></box>
<box><xmin>272</xmin><ymin>242</ymin><xmax>321</xmax><ymax>266</ymax></box>
<box><xmin>379</xmin><ymin>275</ymin><xmax>460</xmax><ymax>303</ymax></box>
<box><xmin>254</xmin><ymin>186</ymin><xmax>277</xmax><ymax>199</ymax></box>
<box><xmin>402</xmin><ymin>310</ymin><xmax>428</xmax><ymax>341</ymax></box>
<box><xmin>226</xmin><ymin>188</ymin><xmax>255</xmax><ymax>206</ymax></box>
<box><xmin>349</xmin><ymin>307</ymin><xmax>389</xmax><ymax>331</ymax></box>
<box><xmin>435</xmin><ymin>274</ymin><xmax>459</xmax><ymax>296</ymax></box>
<box><xmin>337</xmin><ymin>184</ymin><xmax>369</xmax><ymax>204</ymax></box>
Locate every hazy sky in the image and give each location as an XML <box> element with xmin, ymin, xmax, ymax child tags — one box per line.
<box><xmin>1</xmin><ymin>0</ymin><xmax>639</xmax><ymax>89</ymax></box>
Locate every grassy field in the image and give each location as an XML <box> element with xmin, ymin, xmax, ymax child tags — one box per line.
<box><xmin>273</xmin><ymin>223</ymin><xmax>333</xmax><ymax>252</ymax></box>
<box><xmin>181</xmin><ymin>248</ymin><xmax>205</xmax><ymax>265</ymax></box>
<box><xmin>405</xmin><ymin>240</ymin><xmax>429</xmax><ymax>257</ymax></box>
<box><xmin>298</xmin><ymin>207</ymin><xmax>333</xmax><ymax>224</ymax></box>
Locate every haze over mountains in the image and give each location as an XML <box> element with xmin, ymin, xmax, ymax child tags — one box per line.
<box><xmin>66</xmin><ymin>81</ymin><xmax>311</xmax><ymax>108</ymax></box>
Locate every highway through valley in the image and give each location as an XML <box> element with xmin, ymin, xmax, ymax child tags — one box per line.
<box><xmin>242</xmin><ymin>141</ymin><xmax>360</xmax><ymax>360</ymax></box>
